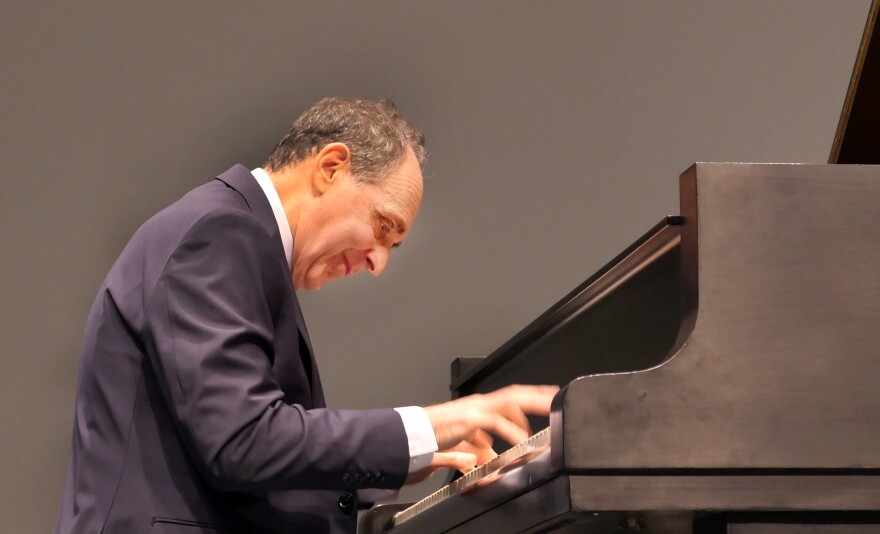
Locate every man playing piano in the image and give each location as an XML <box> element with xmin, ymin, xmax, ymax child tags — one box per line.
<box><xmin>54</xmin><ymin>97</ymin><xmax>557</xmax><ymax>534</ymax></box>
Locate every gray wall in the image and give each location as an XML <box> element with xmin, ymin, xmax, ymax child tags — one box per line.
<box><xmin>0</xmin><ymin>1</ymin><xmax>869</xmax><ymax>532</ymax></box>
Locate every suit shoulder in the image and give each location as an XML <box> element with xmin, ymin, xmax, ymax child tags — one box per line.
<box><xmin>138</xmin><ymin>191</ymin><xmax>272</xmax><ymax>268</ymax></box>
<box><xmin>146</xmin><ymin>179</ymin><xmax>253</xmax><ymax>235</ymax></box>
<box><xmin>105</xmin><ymin>180</ymin><xmax>272</xmax><ymax>309</ymax></box>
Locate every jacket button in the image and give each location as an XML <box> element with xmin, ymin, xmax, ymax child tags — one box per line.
<box><xmin>337</xmin><ymin>492</ymin><xmax>355</xmax><ymax>515</ymax></box>
<box><xmin>377</xmin><ymin>472</ymin><xmax>385</xmax><ymax>483</ymax></box>
<box><xmin>364</xmin><ymin>472</ymin><xmax>375</xmax><ymax>483</ymax></box>
<box><xmin>342</xmin><ymin>473</ymin><xmax>351</xmax><ymax>484</ymax></box>
<box><xmin>353</xmin><ymin>473</ymin><xmax>364</xmax><ymax>485</ymax></box>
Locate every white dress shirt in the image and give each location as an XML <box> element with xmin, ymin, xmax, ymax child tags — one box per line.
<box><xmin>251</xmin><ymin>167</ymin><xmax>437</xmax><ymax>473</ymax></box>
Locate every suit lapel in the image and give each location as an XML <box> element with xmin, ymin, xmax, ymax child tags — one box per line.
<box><xmin>215</xmin><ymin>165</ymin><xmax>321</xmax><ymax>396</ymax></box>
<box><xmin>290</xmin><ymin>292</ymin><xmax>323</xmax><ymax>405</ymax></box>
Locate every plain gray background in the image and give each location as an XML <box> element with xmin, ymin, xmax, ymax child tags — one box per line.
<box><xmin>0</xmin><ymin>1</ymin><xmax>870</xmax><ymax>532</ymax></box>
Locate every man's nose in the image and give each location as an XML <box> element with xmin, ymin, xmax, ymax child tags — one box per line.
<box><xmin>366</xmin><ymin>246</ymin><xmax>389</xmax><ymax>276</ymax></box>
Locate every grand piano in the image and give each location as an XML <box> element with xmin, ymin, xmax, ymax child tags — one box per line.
<box><xmin>364</xmin><ymin>3</ymin><xmax>880</xmax><ymax>532</ymax></box>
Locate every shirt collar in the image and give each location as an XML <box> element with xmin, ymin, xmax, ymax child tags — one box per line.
<box><xmin>251</xmin><ymin>167</ymin><xmax>293</xmax><ymax>269</ymax></box>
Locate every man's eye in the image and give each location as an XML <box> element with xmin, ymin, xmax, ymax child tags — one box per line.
<box><xmin>380</xmin><ymin>221</ymin><xmax>390</xmax><ymax>233</ymax></box>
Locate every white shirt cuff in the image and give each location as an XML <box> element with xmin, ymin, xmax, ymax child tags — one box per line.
<box><xmin>393</xmin><ymin>406</ymin><xmax>438</xmax><ymax>473</ymax></box>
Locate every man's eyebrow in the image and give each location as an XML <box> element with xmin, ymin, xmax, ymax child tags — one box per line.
<box><xmin>386</xmin><ymin>212</ymin><xmax>406</xmax><ymax>234</ymax></box>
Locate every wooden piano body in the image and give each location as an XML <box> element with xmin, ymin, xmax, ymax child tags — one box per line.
<box><xmin>364</xmin><ymin>163</ymin><xmax>880</xmax><ymax>533</ymax></box>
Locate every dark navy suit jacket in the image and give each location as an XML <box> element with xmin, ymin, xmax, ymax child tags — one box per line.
<box><xmin>55</xmin><ymin>165</ymin><xmax>409</xmax><ymax>534</ymax></box>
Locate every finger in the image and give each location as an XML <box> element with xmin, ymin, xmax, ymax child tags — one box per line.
<box><xmin>472</xmin><ymin>444</ymin><xmax>498</xmax><ymax>466</ymax></box>
<box><xmin>468</xmin><ymin>429</ymin><xmax>493</xmax><ymax>449</ymax></box>
<box><xmin>430</xmin><ymin>451</ymin><xmax>478</xmax><ymax>473</ymax></box>
<box><xmin>489</xmin><ymin>385</ymin><xmax>559</xmax><ymax>416</ymax></box>
<box><xmin>405</xmin><ymin>449</ymin><xmax>481</xmax><ymax>485</ymax></box>
<box><xmin>481</xmin><ymin>412</ymin><xmax>530</xmax><ymax>446</ymax></box>
<box><xmin>516</xmin><ymin>384</ymin><xmax>559</xmax><ymax>415</ymax></box>
<box><xmin>499</xmin><ymin>405</ymin><xmax>531</xmax><ymax>436</ymax></box>
<box><xmin>451</xmin><ymin>437</ymin><xmax>498</xmax><ymax>466</ymax></box>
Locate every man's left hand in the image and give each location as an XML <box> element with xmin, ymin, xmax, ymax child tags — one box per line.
<box><xmin>404</xmin><ymin>429</ymin><xmax>497</xmax><ymax>485</ymax></box>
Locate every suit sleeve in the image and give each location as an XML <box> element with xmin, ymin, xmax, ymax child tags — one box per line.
<box><xmin>141</xmin><ymin>208</ymin><xmax>410</xmax><ymax>492</ymax></box>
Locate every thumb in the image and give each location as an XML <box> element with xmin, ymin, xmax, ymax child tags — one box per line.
<box><xmin>404</xmin><ymin>451</ymin><xmax>479</xmax><ymax>485</ymax></box>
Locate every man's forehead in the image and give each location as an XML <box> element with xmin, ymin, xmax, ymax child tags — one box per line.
<box><xmin>375</xmin><ymin>178</ymin><xmax>421</xmax><ymax>226</ymax></box>
<box><xmin>390</xmin><ymin>149</ymin><xmax>424</xmax><ymax>188</ymax></box>
<box><xmin>378</xmin><ymin>155</ymin><xmax>423</xmax><ymax>219</ymax></box>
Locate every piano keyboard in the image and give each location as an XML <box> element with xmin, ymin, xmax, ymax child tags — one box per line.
<box><xmin>392</xmin><ymin>427</ymin><xmax>551</xmax><ymax>527</ymax></box>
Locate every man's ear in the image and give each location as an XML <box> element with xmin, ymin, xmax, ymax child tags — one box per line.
<box><xmin>313</xmin><ymin>142</ymin><xmax>352</xmax><ymax>194</ymax></box>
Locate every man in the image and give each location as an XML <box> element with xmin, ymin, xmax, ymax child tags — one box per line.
<box><xmin>55</xmin><ymin>98</ymin><xmax>557</xmax><ymax>533</ymax></box>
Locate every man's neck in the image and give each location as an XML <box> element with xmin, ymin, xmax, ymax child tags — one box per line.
<box><xmin>265</xmin><ymin>165</ymin><xmax>310</xmax><ymax>239</ymax></box>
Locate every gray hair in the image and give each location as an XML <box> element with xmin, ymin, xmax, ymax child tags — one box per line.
<box><xmin>264</xmin><ymin>97</ymin><xmax>426</xmax><ymax>183</ymax></box>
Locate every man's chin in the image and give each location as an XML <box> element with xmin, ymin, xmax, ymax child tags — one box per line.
<box><xmin>302</xmin><ymin>280</ymin><xmax>324</xmax><ymax>291</ymax></box>
<box><xmin>301</xmin><ymin>274</ymin><xmax>329</xmax><ymax>291</ymax></box>
<box><xmin>292</xmin><ymin>269</ymin><xmax>324</xmax><ymax>291</ymax></box>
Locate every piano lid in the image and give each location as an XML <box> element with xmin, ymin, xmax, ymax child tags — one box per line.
<box><xmin>830</xmin><ymin>0</ymin><xmax>880</xmax><ymax>163</ymax></box>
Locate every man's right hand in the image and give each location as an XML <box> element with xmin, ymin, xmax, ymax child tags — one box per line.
<box><xmin>423</xmin><ymin>384</ymin><xmax>559</xmax><ymax>453</ymax></box>
<box><xmin>403</xmin><ymin>385</ymin><xmax>558</xmax><ymax>485</ymax></box>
